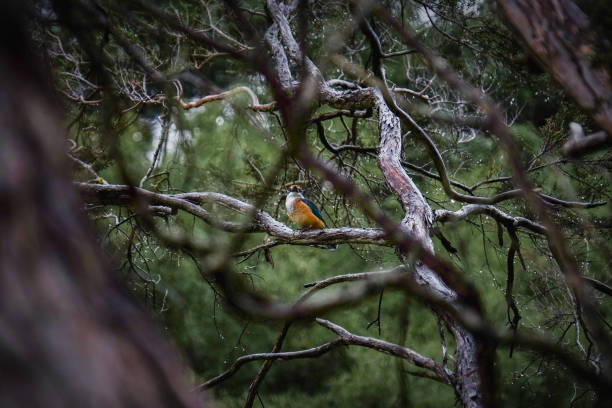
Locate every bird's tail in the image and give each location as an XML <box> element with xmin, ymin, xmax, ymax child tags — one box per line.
<box><xmin>327</xmin><ymin>244</ymin><xmax>338</xmax><ymax>250</ymax></box>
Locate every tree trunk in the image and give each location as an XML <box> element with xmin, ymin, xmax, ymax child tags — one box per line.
<box><xmin>377</xmin><ymin>96</ymin><xmax>493</xmax><ymax>407</ymax></box>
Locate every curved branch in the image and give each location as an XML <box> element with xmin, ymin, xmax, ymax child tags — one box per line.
<box><xmin>328</xmin><ymin>51</ymin><xmax>603</xmax><ymax>209</ymax></box>
<box><xmin>374</xmin><ymin>3</ymin><xmax>612</xmax><ymax>376</ymax></box>
<box><xmin>315</xmin><ymin>318</ymin><xmax>453</xmax><ymax>385</ymax></box>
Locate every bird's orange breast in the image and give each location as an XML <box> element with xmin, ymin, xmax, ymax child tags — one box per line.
<box><xmin>289</xmin><ymin>200</ymin><xmax>326</xmax><ymax>229</ymax></box>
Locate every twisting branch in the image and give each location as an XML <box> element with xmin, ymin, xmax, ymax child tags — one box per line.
<box><xmin>52</xmin><ymin>1</ymin><xmax>612</xmax><ymax>405</ymax></box>
<box><xmin>328</xmin><ymin>29</ymin><xmax>604</xmax><ymax>210</ymax></box>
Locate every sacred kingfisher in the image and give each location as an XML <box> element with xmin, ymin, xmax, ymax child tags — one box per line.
<box><xmin>285</xmin><ymin>185</ymin><xmax>337</xmax><ymax>249</ymax></box>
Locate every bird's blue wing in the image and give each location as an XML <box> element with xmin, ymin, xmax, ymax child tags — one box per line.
<box><xmin>302</xmin><ymin>198</ymin><xmax>326</xmax><ymax>225</ymax></box>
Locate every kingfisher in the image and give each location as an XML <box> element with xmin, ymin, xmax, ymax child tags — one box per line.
<box><xmin>285</xmin><ymin>185</ymin><xmax>336</xmax><ymax>249</ymax></box>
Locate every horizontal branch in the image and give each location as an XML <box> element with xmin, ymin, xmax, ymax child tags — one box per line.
<box><xmin>179</xmin><ymin>86</ymin><xmax>276</xmax><ymax>111</ymax></box>
<box><xmin>76</xmin><ymin>183</ymin><xmax>389</xmax><ymax>246</ymax></box>
<box><xmin>302</xmin><ymin>267</ymin><xmax>404</xmax><ymax>289</ymax></box>
<box><xmin>310</xmin><ymin>108</ymin><xmax>371</xmax><ymax>122</ymax></box>
<box><xmin>298</xmin><ymin>267</ymin><xmax>407</xmax><ymax>305</ymax></box>
<box><xmin>392</xmin><ymin>86</ymin><xmax>431</xmax><ymax>103</ymax></box>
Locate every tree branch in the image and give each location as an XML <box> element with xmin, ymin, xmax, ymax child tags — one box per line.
<box><xmin>315</xmin><ymin>318</ymin><xmax>453</xmax><ymax>385</ymax></box>
<box><xmin>435</xmin><ymin>204</ymin><xmax>547</xmax><ymax>235</ymax></box>
<box><xmin>197</xmin><ymin>338</ymin><xmax>345</xmax><ymax>390</ymax></box>
<box><xmin>76</xmin><ymin>182</ymin><xmax>389</xmax><ymax>246</ymax></box>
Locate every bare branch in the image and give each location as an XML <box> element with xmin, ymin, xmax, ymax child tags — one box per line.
<box><xmin>316</xmin><ymin>318</ymin><xmax>453</xmax><ymax>385</ymax></box>
<box><xmin>244</xmin><ymin>323</ymin><xmax>291</xmax><ymax>408</ymax></box>
<box><xmin>197</xmin><ymin>338</ymin><xmax>345</xmax><ymax>390</ymax></box>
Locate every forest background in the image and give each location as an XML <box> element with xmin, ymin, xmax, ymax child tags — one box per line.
<box><xmin>2</xmin><ymin>0</ymin><xmax>611</xmax><ymax>407</ymax></box>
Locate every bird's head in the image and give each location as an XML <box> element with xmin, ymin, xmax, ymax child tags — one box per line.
<box><xmin>286</xmin><ymin>185</ymin><xmax>304</xmax><ymax>198</ymax></box>
<box><xmin>287</xmin><ymin>184</ymin><xmax>303</xmax><ymax>194</ymax></box>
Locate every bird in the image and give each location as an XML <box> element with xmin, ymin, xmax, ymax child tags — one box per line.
<box><xmin>285</xmin><ymin>185</ymin><xmax>337</xmax><ymax>249</ymax></box>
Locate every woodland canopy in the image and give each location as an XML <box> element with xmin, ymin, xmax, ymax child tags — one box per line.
<box><xmin>2</xmin><ymin>0</ymin><xmax>612</xmax><ymax>407</ymax></box>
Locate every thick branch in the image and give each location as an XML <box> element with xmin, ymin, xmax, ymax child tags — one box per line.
<box><xmin>375</xmin><ymin>6</ymin><xmax>612</xmax><ymax>377</ymax></box>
